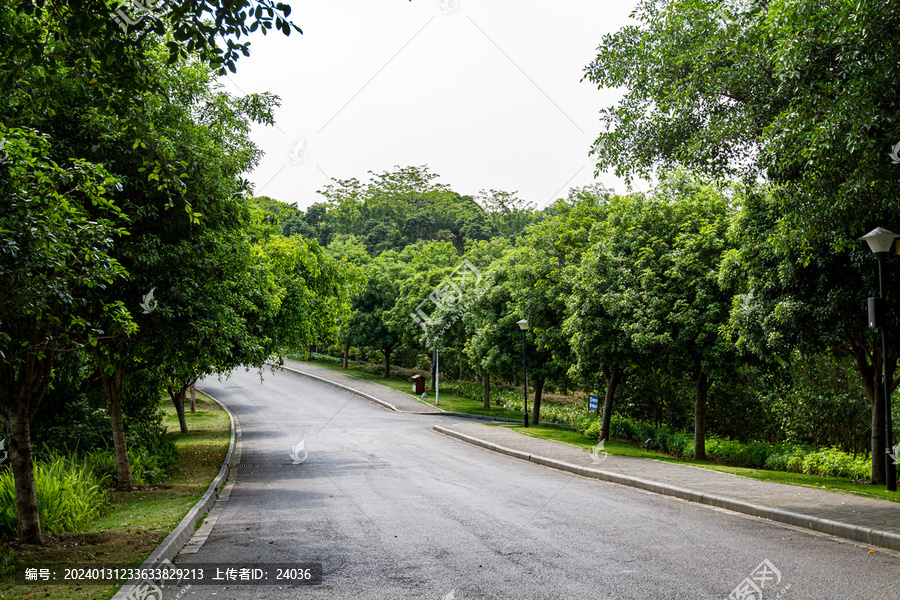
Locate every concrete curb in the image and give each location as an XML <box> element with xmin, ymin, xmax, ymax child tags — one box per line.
<box><xmin>112</xmin><ymin>391</ymin><xmax>239</xmax><ymax>599</ymax></box>
<box><xmin>421</xmin><ymin>411</ymin><xmax>574</xmax><ymax>428</ymax></box>
<box><xmin>281</xmin><ymin>363</ymin><xmax>572</xmax><ymax>426</ymax></box>
<box><xmin>278</xmin><ymin>364</ymin><xmax>405</xmax><ymax>412</ymax></box>
<box><xmin>433</xmin><ymin>425</ymin><xmax>900</xmax><ymax>552</ymax></box>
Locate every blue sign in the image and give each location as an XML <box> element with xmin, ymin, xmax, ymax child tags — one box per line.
<box><xmin>588</xmin><ymin>394</ymin><xmax>599</xmax><ymax>411</ymax></box>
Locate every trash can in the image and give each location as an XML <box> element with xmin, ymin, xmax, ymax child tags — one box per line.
<box><xmin>412</xmin><ymin>374</ymin><xmax>425</xmax><ymax>395</ymax></box>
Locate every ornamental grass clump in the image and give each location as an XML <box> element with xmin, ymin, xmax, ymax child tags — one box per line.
<box><xmin>0</xmin><ymin>454</ymin><xmax>109</xmax><ymax>537</ymax></box>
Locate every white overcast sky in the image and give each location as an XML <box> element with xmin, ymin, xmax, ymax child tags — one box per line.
<box><xmin>220</xmin><ymin>0</ymin><xmax>642</xmax><ymax>211</ymax></box>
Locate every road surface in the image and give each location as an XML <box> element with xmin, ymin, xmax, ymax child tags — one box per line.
<box><xmin>181</xmin><ymin>367</ymin><xmax>898</xmax><ymax>599</ymax></box>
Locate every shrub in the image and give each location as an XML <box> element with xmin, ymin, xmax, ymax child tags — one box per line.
<box><xmin>765</xmin><ymin>447</ymin><xmax>806</xmax><ymax>473</ymax></box>
<box><xmin>308</xmin><ymin>351</ymin><xmax>342</xmax><ymax>365</ymax></box>
<box><xmin>126</xmin><ymin>415</ymin><xmax>178</xmax><ymax>478</ymax></box>
<box><xmin>578</xmin><ymin>414</ymin><xmax>871</xmax><ymax>479</ymax></box>
<box><xmin>0</xmin><ymin>454</ymin><xmax>109</xmax><ymax>537</ymax></box>
<box><xmin>800</xmin><ymin>448</ymin><xmax>870</xmax><ymax>480</ymax></box>
<box><xmin>82</xmin><ymin>428</ymin><xmax>177</xmax><ymax>486</ymax></box>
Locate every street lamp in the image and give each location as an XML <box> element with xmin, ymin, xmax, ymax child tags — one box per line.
<box><xmin>861</xmin><ymin>226</ymin><xmax>899</xmax><ymax>492</ymax></box>
<box><xmin>517</xmin><ymin>319</ymin><xmax>529</xmax><ymax>428</ymax></box>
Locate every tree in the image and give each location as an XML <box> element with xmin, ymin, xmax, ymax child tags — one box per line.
<box><xmin>465</xmin><ymin>253</ymin><xmax>523</xmax><ymax>409</ymax></box>
<box><xmin>582</xmin><ymin>0</ymin><xmax>778</xmax><ymax>183</ymax></box>
<box><xmin>595</xmin><ymin>175</ymin><xmax>738</xmax><ymax>460</ymax></box>
<box><xmin>317</xmin><ymin>166</ymin><xmax>488</xmax><ymax>254</ymax></box>
<box><xmin>348</xmin><ymin>251</ymin><xmax>408</xmax><ymax>377</ymax></box>
<box><xmin>77</xmin><ymin>47</ymin><xmax>279</xmax><ymax>476</ymax></box>
<box><xmin>0</xmin><ymin>0</ymin><xmax>301</xmax><ymax>541</ymax></box>
<box><xmin>1</xmin><ymin>0</ymin><xmax>301</xmax><ymax>93</ymax></box>
<box><xmin>475</xmin><ymin>189</ymin><xmax>540</xmax><ymax>239</ymax></box>
<box><xmin>584</xmin><ymin>0</ymin><xmax>900</xmax><ymax>242</ymax></box>
<box><xmin>722</xmin><ymin>185</ymin><xmax>898</xmax><ymax>482</ymax></box>
<box><xmin>585</xmin><ymin>0</ymin><xmax>900</xmax><ymax>472</ymax></box>
<box><xmin>324</xmin><ymin>235</ymin><xmax>371</xmax><ymax>368</ymax></box>
<box><xmin>0</xmin><ymin>126</ymin><xmax>131</xmax><ymax>544</ymax></box>
<box><xmin>386</xmin><ymin>241</ymin><xmax>462</xmax><ymax>361</ymax></box>
<box><xmin>504</xmin><ymin>186</ymin><xmax>612</xmax><ymax>423</ymax></box>
<box><xmin>566</xmin><ymin>224</ymin><xmax>631</xmax><ymax>439</ymax></box>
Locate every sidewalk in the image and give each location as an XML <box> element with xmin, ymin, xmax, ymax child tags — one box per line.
<box><xmin>281</xmin><ymin>358</ymin><xmax>444</xmax><ymax>413</ymax></box>
<box><xmin>436</xmin><ymin>422</ymin><xmax>900</xmax><ymax>552</ymax></box>
<box><xmin>281</xmin><ymin>359</ymin><xmax>900</xmax><ymax>552</ymax></box>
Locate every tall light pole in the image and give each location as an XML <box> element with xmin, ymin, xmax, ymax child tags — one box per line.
<box><xmin>517</xmin><ymin>319</ymin><xmax>529</xmax><ymax>428</ymax></box>
<box><xmin>861</xmin><ymin>226</ymin><xmax>898</xmax><ymax>492</ymax></box>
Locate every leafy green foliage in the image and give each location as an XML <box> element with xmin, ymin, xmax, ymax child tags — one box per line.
<box><xmin>580</xmin><ymin>414</ymin><xmax>870</xmax><ymax>479</ymax></box>
<box><xmin>312</xmin><ymin>166</ymin><xmax>533</xmax><ymax>255</ymax></box>
<box><xmin>0</xmin><ymin>455</ymin><xmax>109</xmax><ymax>537</ymax></box>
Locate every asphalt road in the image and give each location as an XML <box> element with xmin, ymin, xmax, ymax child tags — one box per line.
<box><xmin>180</xmin><ymin>367</ymin><xmax>899</xmax><ymax>600</ymax></box>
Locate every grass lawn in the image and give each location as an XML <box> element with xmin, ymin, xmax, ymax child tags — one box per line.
<box><xmin>0</xmin><ymin>392</ymin><xmax>231</xmax><ymax>600</ymax></box>
<box><xmin>512</xmin><ymin>424</ymin><xmax>900</xmax><ymax>503</ymax></box>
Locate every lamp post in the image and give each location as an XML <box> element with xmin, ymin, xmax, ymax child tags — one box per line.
<box><xmin>860</xmin><ymin>226</ymin><xmax>898</xmax><ymax>492</ymax></box>
<box><xmin>517</xmin><ymin>319</ymin><xmax>529</xmax><ymax>427</ymax></box>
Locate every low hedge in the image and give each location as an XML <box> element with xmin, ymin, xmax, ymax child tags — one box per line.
<box><xmin>577</xmin><ymin>414</ymin><xmax>871</xmax><ymax>480</ymax></box>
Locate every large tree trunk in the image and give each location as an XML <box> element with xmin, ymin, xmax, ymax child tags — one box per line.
<box><xmin>0</xmin><ymin>353</ymin><xmax>54</xmax><ymax>546</ymax></box>
<box><xmin>483</xmin><ymin>373</ymin><xmax>491</xmax><ymax>409</ymax></box>
<box><xmin>852</xmin><ymin>346</ymin><xmax>885</xmax><ymax>484</ymax></box>
<box><xmin>168</xmin><ymin>384</ymin><xmax>189</xmax><ymax>434</ymax></box>
<box><xmin>694</xmin><ymin>367</ymin><xmax>711</xmax><ymax>462</ymax></box>
<box><xmin>7</xmin><ymin>407</ymin><xmax>42</xmax><ymax>545</ymax></box>
<box><xmin>383</xmin><ymin>347</ymin><xmax>392</xmax><ymax>379</ymax></box>
<box><xmin>342</xmin><ymin>339</ymin><xmax>350</xmax><ymax>369</ymax></box>
<box><xmin>531</xmin><ymin>378</ymin><xmax>545</xmax><ymax>425</ymax></box>
<box><xmin>599</xmin><ymin>364</ymin><xmax>620</xmax><ymax>442</ymax></box>
<box><xmin>101</xmin><ymin>361</ymin><xmax>133</xmax><ymax>492</ymax></box>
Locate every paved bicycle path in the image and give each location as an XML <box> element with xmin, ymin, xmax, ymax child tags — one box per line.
<box><xmin>282</xmin><ymin>360</ymin><xmax>900</xmax><ymax>552</ymax></box>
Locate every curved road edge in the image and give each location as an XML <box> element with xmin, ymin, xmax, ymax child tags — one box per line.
<box><xmin>278</xmin><ymin>363</ymin><xmax>403</xmax><ymax>412</ymax></box>
<box><xmin>278</xmin><ymin>361</ymin><xmax>570</xmax><ymax>425</ymax></box>
<box><xmin>433</xmin><ymin>425</ymin><xmax>900</xmax><ymax>553</ymax></box>
<box><xmin>112</xmin><ymin>391</ymin><xmax>241</xmax><ymax>600</ymax></box>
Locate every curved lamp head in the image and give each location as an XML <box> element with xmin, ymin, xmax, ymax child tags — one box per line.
<box><xmin>517</xmin><ymin>319</ymin><xmax>528</xmax><ymax>331</ymax></box>
<box><xmin>860</xmin><ymin>227</ymin><xmax>899</xmax><ymax>255</ymax></box>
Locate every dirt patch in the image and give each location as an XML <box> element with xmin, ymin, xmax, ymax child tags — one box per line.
<box><xmin>5</xmin><ymin>529</ymin><xmax>165</xmax><ymax>564</ymax></box>
<box><xmin>542</xmin><ymin>393</ymin><xmax>583</xmax><ymax>405</ymax></box>
<box><xmin>132</xmin><ymin>484</ymin><xmax>172</xmax><ymax>492</ymax></box>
